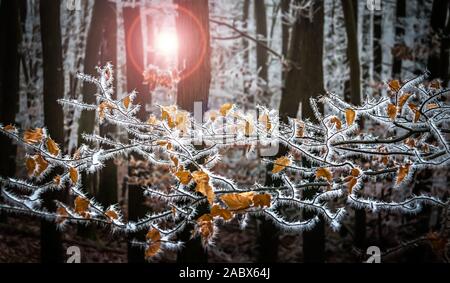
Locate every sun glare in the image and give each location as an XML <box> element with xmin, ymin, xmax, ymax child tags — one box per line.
<box><xmin>155</xmin><ymin>30</ymin><xmax>178</xmax><ymax>56</ymax></box>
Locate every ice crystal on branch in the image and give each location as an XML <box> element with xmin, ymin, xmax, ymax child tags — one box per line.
<box><xmin>0</xmin><ymin>65</ymin><xmax>449</xmax><ymax>258</ymax></box>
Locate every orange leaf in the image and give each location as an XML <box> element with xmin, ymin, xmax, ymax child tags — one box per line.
<box><xmin>387</xmin><ymin>104</ymin><xmax>397</xmax><ymax>120</ymax></box>
<box><xmin>69</xmin><ymin>167</ymin><xmax>79</xmax><ymax>184</ymax></box>
<box><xmin>252</xmin><ymin>194</ymin><xmax>271</xmax><ymax>208</ymax></box>
<box><xmin>175</xmin><ymin>168</ymin><xmax>192</xmax><ymax>185</ymax></box>
<box><xmin>219</xmin><ymin>103</ymin><xmax>233</xmax><ymax>116</ymax></box>
<box><xmin>192</xmin><ymin>170</ymin><xmax>210</xmax><ymax>184</ymax></box>
<box><xmin>74</xmin><ymin>196</ymin><xmax>89</xmax><ymax>215</ymax></box>
<box><xmin>388</xmin><ymin>80</ymin><xmax>401</xmax><ymax>92</ymax></box>
<box><xmin>345</xmin><ymin>108</ymin><xmax>356</xmax><ymax>126</ymax></box>
<box><xmin>105</xmin><ymin>210</ymin><xmax>118</xmax><ymax>220</ymax></box>
<box><xmin>24</xmin><ymin>128</ymin><xmax>43</xmax><ymax>144</ymax></box>
<box><xmin>123</xmin><ymin>96</ymin><xmax>131</xmax><ymax>109</ymax></box>
<box><xmin>347</xmin><ymin>177</ymin><xmax>357</xmax><ymax>194</ymax></box>
<box><xmin>220</xmin><ymin>192</ymin><xmax>255</xmax><ymax>211</ymax></box>
<box><xmin>398</xmin><ymin>93</ymin><xmax>412</xmax><ymax>109</ymax></box>
<box><xmin>408</xmin><ymin>103</ymin><xmax>420</xmax><ymax>122</ymax></box>
<box><xmin>330</xmin><ymin>116</ymin><xmax>342</xmax><ymax>130</ymax></box>
<box><xmin>396</xmin><ymin>164</ymin><xmax>410</xmax><ymax>185</ymax></box>
<box><xmin>197</xmin><ymin>214</ymin><xmax>214</xmax><ymax>244</ymax></box>
<box><xmin>26</xmin><ymin>157</ymin><xmax>36</xmax><ymax>176</ymax></box>
<box><xmin>46</xmin><ymin>138</ymin><xmax>60</xmax><ymax>156</ymax></box>
<box><xmin>316</xmin><ymin>168</ymin><xmax>333</xmax><ymax>182</ymax></box>
<box><xmin>146</xmin><ymin>228</ymin><xmax>161</xmax><ymax>242</ymax></box>
<box><xmin>351</xmin><ymin>168</ymin><xmax>360</xmax><ymax>177</ymax></box>
<box><xmin>210</xmin><ymin>205</ymin><xmax>233</xmax><ymax>221</ymax></box>
<box><xmin>196</xmin><ymin>182</ymin><xmax>215</xmax><ymax>205</ymax></box>
<box><xmin>145</xmin><ymin>242</ymin><xmax>161</xmax><ymax>259</ymax></box>
<box><xmin>35</xmin><ymin>155</ymin><xmax>48</xmax><ymax>176</ymax></box>
<box><xmin>272</xmin><ymin>156</ymin><xmax>291</xmax><ymax>174</ymax></box>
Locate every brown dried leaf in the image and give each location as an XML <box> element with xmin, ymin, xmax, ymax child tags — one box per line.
<box><xmin>210</xmin><ymin>205</ymin><xmax>233</xmax><ymax>221</ymax></box>
<box><xmin>387</xmin><ymin>103</ymin><xmax>397</xmax><ymax>120</ymax></box>
<box><xmin>220</xmin><ymin>192</ymin><xmax>255</xmax><ymax>211</ymax></box>
<box><xmin>272</xmin><ymin>156</ymin><xmax>291</xmax><ymax>174</ymax></box>
<box><xmin>347</xmin><ymin>177</ymin><xmax>357</xmax><ymax>194</ymax></box>
<box><xmin>388</xmin><ymin>80</ymin><xmax>401</xmax><ymax>92</ymax></box>
<box><xmin>252</xmin><ymin>194</ymin><xmax>271</xmax><ymax>208</ymax></box>
<box><xmin>330</xmin><ymin>116</ymin><xmax>342</xmax><ymax>130</ymax></box>
<box><xmin>219</xmin><ymin>103</ymin><xmax>233</xmax><ymax>116</ymax></box>
<box><xmin>26</xmin><ymin>157</ymin><xmax>36</xmax><ymax>176</ymax></box>
<box><xmin>24</xmin><ymin>128</ymin><xmax>43</xmax><ymax>144</ymax></box>
<box><xmin>69</xmin><ymin>167</ymin><xmax>79</xmax><ymax>184</ymax></box>
<box><xmin>74</xmin><ymin>196</ymin><xmax>89</xmax><ymax>215</ymax></box>
<box><xmin>46</xmin><ymin>138</ymin><xmax>60</xmax><ymax>156</ymax></box>
<box><xmin>316</xmin><ymin>167</ymin><xmax>333</xmax><ymax>182</ymax></box>
<box><xmin>345</xmin><ymin>108</ymin><xmax>356</xmax><ymax>126</ymax></box>
<box><xmin>396</xmin><ymin>164</ymin><xmax>411</xmax><ymax>185</ymax></box>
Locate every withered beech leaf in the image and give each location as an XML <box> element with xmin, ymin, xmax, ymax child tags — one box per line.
<box><xmin>347</xmin><ymin>177</ymin><xmax>357</xmax><ymax>194</ymax></box>
<box><xmin>272</xmin><ymin>156</ymin><xmax>291</xmax><ymax>174</ymax></box>
<box><xmin>219</xmin><ymin>103</ymin><xmax>233</xmax><ymax>116</ymax></box>
<box><xmin>69</xmin><ymin>167</ymin><xmax>79</xmax><ymax>184</ymax></box>
<box><xmin>210</xmin><ymin>205</ymin><xmax>233</xmax><ymax>221</ymax></box>
<box><xmin>388</xmin><ymin>80</ymin><xmax>401</xmax><ymax>92</ymax></box>
<box><xmin>220</xmin><ymin>192</ymin><xmax>255</xmax><ymax>211</ymax></box>
<box><xmin>253</xmin><ymin>194</ymin><xmax>271</xmax><ymax>208</ymax></box>
<box><xmin>316</xmin><ymin>168</ymin><xmax>333</xmax><ymax>182</ymax></box>
<box><xmin>46</xmin><ymin>137</ymin><xmax>60</xmax><ymax>156</ymax></box>
<box><xmin>74</xmin><ymin>196</ymin><xmax>89</xmax><ymax>215</ymax></box>
<box><xmin>396</xmin><ymin>164</ymin><xmax>411</xmax><ymax>185</ymax></box>
<box><xmin>24</xmin><ymin>128</ymin><xmax>43</xmax><ymax>144</ymax></box>
<box><xmin>330</xmin><ymin>116</ymin><xmax>342</xmax><ymax>130</ymax></box>
<box><xmin>387</xmin><ymin>104</ymin><xmax>397</xmax><ymax>120</ymax></box>
<box><xmin>345</xmin><ymin>108</ymin><xmax>356</xmax><ymax>126</ymax></box>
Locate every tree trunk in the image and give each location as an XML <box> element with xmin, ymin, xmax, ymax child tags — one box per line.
<box><xmin>39</xmin><ymin>0</ymin><xmax>64</xmax><ymax>263</ymax></box>
<box><xmin>97</xmin><ymin>1</ymin><xmax>118</xmax><ymax>209</ymax></box>
<box><xmin>175</xmin><ymin>0</ymin><xmax>211</xmax><ymax>263</ymax></box>
<box><xmin>0</xmin><ymin>0</ymin><xmax>21</xmax><ymax>223</ymax></box>
<box><xmin>392</xmin><ymin>0</ymin><xmax>406</xmax><ymax>79</ymax></box>
<box><xmin>341</xmin><ymin>0</ymin><xmax>366</xmax><ymax>251</ymax></box>
<box><xmin>428</xmin><ymin>0</ymin><xmax>450</xmax><ymax>80</ymax></box>
<box><xmin>373</xmin><ymin>4</ymin><xmax>383</xmax><ymax>84</ymax></box>
<box><xmin>279</xmin><ymin>0</ymin><xmax>326</xmax><ymax>262</ymax></box>
<box><xmin>281</xmin><ymin>0</ymin><xmax>290</xmax><ymax>80</ymax></box>
<box><xmin>243</xmin><ymin>0</ymin><xmax>251</xmax><ymax>104</ymax></box>
<box><xmin>254</xmin><ymin>0</ymin><xmax>269</xmax><ymax>106</ymax></box>
<box><xmin>123</xmin><ymin>2</ymin><xmax>149</xmax><ymax>263</ymax></box>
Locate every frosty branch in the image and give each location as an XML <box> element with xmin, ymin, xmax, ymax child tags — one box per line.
<box><xmin>0</xmin><ymin>64</ymin><xmax>449</xmax><ymax>259</ymax></box>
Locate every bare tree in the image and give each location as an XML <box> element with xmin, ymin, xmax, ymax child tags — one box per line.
<box><xmin>39</xmin><ymin>0</ymin><xmax>64</xmax><ymax>263</ymax></box>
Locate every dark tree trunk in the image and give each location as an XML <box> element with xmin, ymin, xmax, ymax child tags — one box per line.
<box><xmin>440</xmin><ymin>5</ymin><xmax>450</xmax><ymax>87</ymax></box>
<box><xmin>253</xmin><ymin>0</ymin><xmax>280</xmax><ymax>263</ymax></box>
<box><xmin>281</xmin><ymin>0</ymin><xmax>290</xmax><ymax>80</ymax></box>
<box><xmin>254</xmin><ymin>0</ymin><xmax>269</xmax><ymax>106</ymax></box>
<box><xmin>373</xmin><ymin>4</ymin><xmax>383</xmax><ymax>84</ymax></box>
<box><xmin>123</xmin><ymin>2</ymin><xmax>149</xmax><ymax>263</ymax></box>
<box><xmin>0</xmin><ymin>0</ymin><xmax>21</xmax><ymax>223</ymax></box>
<box><xmin>97</xmin><ymin>1</ymin><xmax>118</xmax><ymax>209</ymax></box>
<box><xmin>39</xmin><ymin>0</ymin><xmax>64</xmax><ymax>263</ymax></box>
<box><xmin>428</xmin><ymin>0</ymin><xmax>450</xmax><ymax>80</ymax></box>
<box><xmin>175</xmin><ymin>0</ymin><xmax>211</xmax><ymax>113</ymax></box>
<box><xmin>279</xmin><ymin>0</ymin><xmax>326</xmax><ymax>262</ymax></box>
<box><xmin>392</xmin><ymin>0</ymin><xmax>406</xmax><ymax>79</ymax></box>
<box><xmin>341</xmin><ymin>0</ymin><xmax>361</xmax><ymax>106</ymax></box>
<box><xmin>243</xmin><ymin>0</ymin><xmax>251</xmax><ymax>104</ymax></box>
<box><xmin>341</xmin><ymin>0</ymin><xmax>366</xmax><ymax>250</ymax></box>
<box><xmin>174</xmin><ymin>0</ymin><xmax>211</xmax><ymax>263</ymax></box>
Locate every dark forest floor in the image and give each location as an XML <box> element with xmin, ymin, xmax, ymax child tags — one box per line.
<box><xmin>0</xmin><ymin>212</ymin><xmax>447</xmax><ymax>263</ymax></box>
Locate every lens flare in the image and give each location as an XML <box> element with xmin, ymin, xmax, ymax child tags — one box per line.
<box><xmin>155</xmin><ymin>31</ymin><xmax>178</xmax><ymax>56</ymax></box>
